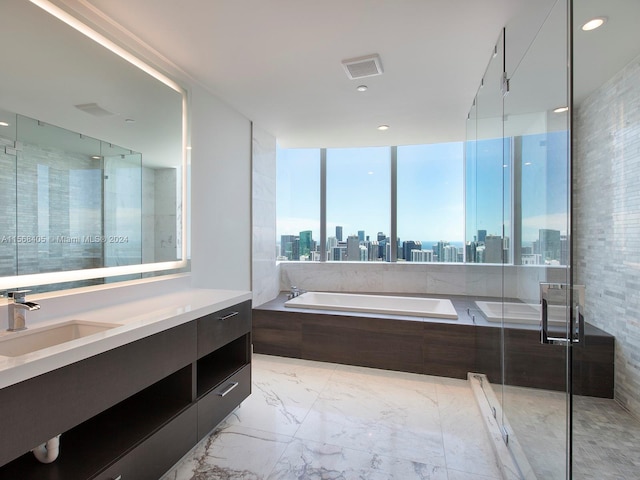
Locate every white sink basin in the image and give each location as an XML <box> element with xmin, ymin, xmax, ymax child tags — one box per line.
<box><xmin>0</xmin><ymin>320</ymin><xmax>121</xmax><ymax>357</ymax></box>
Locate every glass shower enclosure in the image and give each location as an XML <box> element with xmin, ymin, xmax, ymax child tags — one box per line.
<box><xmin>466</xmin><ymin>0</ymin><xmax>573</xmax><ymax>477</ymax></box>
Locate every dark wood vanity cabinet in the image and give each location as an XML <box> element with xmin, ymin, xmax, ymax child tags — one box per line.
<box><xmin>0</xmin><ymin>300</ymin><xmax>252</xmax><ymax>480</ymax></box>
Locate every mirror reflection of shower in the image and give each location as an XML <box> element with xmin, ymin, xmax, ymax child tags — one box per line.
<box><xmin>0</xmin><ymin>111</ymin><xmax>177</xmax><ymax>287</ymax></box>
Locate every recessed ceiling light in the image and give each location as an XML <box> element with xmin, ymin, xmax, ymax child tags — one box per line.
<box><xmin>377</xmin><ymin>125</ymin><xmax>389</xmax><ymax>131</ymax></box>
<box><xmin>582</xmin><ymin>17</ymin><xmax>607</xmax><ymax>31</ymax></box>
<box><xmin>356</xmin><ymin>85</ymin><xmax>368</xmax><ymax>92</ymax></box>
<box><xmin>91</xmin><ymin>155</ymin><xmax>101</xmax><ymax>160</ymax></box>
<box><xmin>524</xmin><ymin>162</ymin><xmax>532</xmax><ymax>166</ymax></box>
<box><xmin>553</xmin><ymin>106</ymin><xmax>569</xmax><ymax>113</ymax></box>
<box><xmin>124</xmin><ymin>118</ymin><xmax>135</xmax><ymax>123</ymax></box>
<box><xmin>186</xmin><ymin>146</ymin><xmax>192</xmax><ymax>150</ymax></box>
<box><xmin>0</xmin><ymin>121</ymin><xmax>9</xmax><ymax>127</ymax></box>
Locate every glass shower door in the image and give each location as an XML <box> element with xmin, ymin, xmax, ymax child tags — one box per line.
<box><xmin>501</xmin><ymin>0</ymin><xmax>572</xmax><ymax>478</ymax></box>
<box><xmin>103</xmin><ymin>148</ymin><xmax>142</xmax><ymax>268</ymax></box>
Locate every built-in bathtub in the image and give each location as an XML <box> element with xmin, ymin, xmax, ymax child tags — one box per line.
<box><xmin>285</xmin><ymin>291</ymin><xmax>458</xmax><ymax>319</ymax></box>
<box><xmin>253</xmin><ymin>293</ymin><xmax>614</xmax><ymax>398</ymax></box>
<box><xmin>475</xmin><ymin>301</ymin><xmax>567</xmax><ymax>325</ymax></box>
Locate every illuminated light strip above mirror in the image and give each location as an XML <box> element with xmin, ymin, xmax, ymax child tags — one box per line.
<box><xmin>0</xmin><ymin>1</ymin><xmax>189</xmax><ymax>291</ymax></box>
<box><xmin>29</xmin><ymin>0</ymin><xmax>183</xmax><ymax>93</ymax></box>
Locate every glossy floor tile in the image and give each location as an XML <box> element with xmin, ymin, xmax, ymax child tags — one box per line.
<box><xmin>161</xmin><ymin>354</ymin><xmax>502</xmax><ymax>480</ymax></box>
<box><xmin>504</xmin><ymin>385</ymin><xmax>640</xmax><ymax>480</ymax></box>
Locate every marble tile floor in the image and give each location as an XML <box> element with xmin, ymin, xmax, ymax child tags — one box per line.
<box><xmin>503</xmin><ymin>385</ymin><xmax>640</xmax><ymax>480</ymax></box>
<box><xmin>161</xmin><ymin>354</ymin><xmax>502</xmax><ymax>480</ymax></box>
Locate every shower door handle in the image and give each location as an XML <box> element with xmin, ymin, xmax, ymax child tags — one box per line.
<box><xmin>540</xmin><ymin>296</ymin><xmax>567</xmax><ymax>345</ymax></box>
<box><xmin>540</xmin><ymin>283</ymin><xmax>585</xmax><ymax>346</ymax></box>
<box><xmin>573</xmin><ymin>304</ymin><xmax>585</xmax><ymax>345</ymax></box>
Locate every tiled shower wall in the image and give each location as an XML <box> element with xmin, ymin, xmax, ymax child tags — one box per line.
<box><xmin>574</xmin><ymin>53</ymin><xmax>640</xmax><ymax>417</ymax></box>
<box><xmin>0</xmin><ymin>137</ymin><xmax>176</xmax><ymax>284</ymax></box>
<box><xmin>0</xmin><ymin>139</ymin><xmax>103</xmax><ymax>277</ymax></box>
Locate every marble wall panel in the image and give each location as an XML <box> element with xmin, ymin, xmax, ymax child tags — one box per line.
<box><xmin>574</xmin><ymin>52</ymin><xmax>640</xmax><ymax>417</ymax></box>
<box><xmin>251</xmin><ymin>125</ymin><xmax>279</xmax><ymax>307</ymax></box>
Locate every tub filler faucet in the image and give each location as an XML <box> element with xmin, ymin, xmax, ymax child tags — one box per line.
<box><xmin>7</xmin><ymin>290</ymin><xmax>40</xmax><ymax>331</ymax></box>
<box><xmin>288</xmin><ymin>286</ymin><xmax>305</xmax><ymax>299</ymax></box>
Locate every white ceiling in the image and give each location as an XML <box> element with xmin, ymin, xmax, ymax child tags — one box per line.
<box><xmin>14</xmin><ymin>0</ymin><xmax>637</xmax><ymax>150</ymax></box>
<box><xmin>85</xmin><ymin>0</ymin><xmax>532</xmax><ymax>148</ymax></box>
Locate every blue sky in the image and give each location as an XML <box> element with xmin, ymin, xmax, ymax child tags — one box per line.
<box><xmin>276</xmin><ymin>143</ymin><xmax>464</xmax><ymax>244</ymax></box>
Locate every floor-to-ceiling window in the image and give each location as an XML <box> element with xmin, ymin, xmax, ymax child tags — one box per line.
<box><xmin>397</xmin><ymin>143</ymin><xmax>463</xmax><ymax>262</ymax></box>
<box><xmin>275</xmin><ymin>147</ymin><xmax>320</xmax><ymax>261</ymax></box>
<box><xmin>326</xmin><ymin>147</ymin><xmax>390</xmax><ymax>262</ymax></box>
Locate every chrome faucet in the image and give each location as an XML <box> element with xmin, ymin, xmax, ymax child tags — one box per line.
<box><xmin>7</xmin><ymin>290</ymin><xmax>40</xmax><ymax>331</ymax></box>
<box><xmin>288</xmin><ymin>286</ymin><xmax>305</xmax><ymax>299</ymax></box>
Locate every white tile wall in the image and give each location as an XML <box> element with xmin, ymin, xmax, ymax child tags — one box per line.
<box><xmin>574</xmin><ymin>53</ymin><xmax>640</xmax><ymax>417</ymax></box>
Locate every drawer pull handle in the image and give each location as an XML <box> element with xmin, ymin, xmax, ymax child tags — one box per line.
<box><xmin>217</xmin><ymin>311</ymin><xmax>239</xmax><ymax>321</ymax></box>
<box><xmin>217</xmin><ymin>381</ymin><xmax>239</xmax><ymax>397</ymax></box>
<box><xmin>112</xmin><ymin>476</ymin><xmax>122</xmax><ymax>480</ymax></box>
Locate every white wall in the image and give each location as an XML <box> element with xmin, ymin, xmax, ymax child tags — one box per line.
<box><xmin>190</xmin><ymin>84</ymin><xmax>252</xmax><ymax>291</ymax></box>
<box><xmin>251</xmin><ymin>125</ymin><xmax>279</xmax><ymax>306</ymax></box>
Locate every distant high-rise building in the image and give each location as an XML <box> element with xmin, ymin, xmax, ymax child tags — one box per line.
<box><xmin>442</xmin><ymin>244</ymin><xmax>457</xmax><ymax>262</ymax></box>
<box><xmin>368</xmin><ymin>241</ymin><xmax>380</xmax><ymax>261</ymax></box>
<box><xmin>331</xmin><ymin>246</ymin><xmax>346</xmax><ymax>261</ymax></box>
<box><xmin>476</xmin><ymin>245</ymin><xmax>486</xmax><ymax>263</ymax></box>
<box><xmin>522</xmin><ymin>254</ymin><xmax>540</xmax><ymax>265</ymax></box>
<box><xmin>435</xmin><ymin>241</ymin><xmax>451</xmax><ymax>263</ymax></box>
<box><xmin>299</xmin><ymin>230</ymin><xmax>313</xmax><ymax>257</ymax></box>
<box><xmin>326</xmin><ymin>236</ymin><xmax>338</xmax><ymax>254</ymax></box>
<box><xmin>377</xmin><ymin>232</ymin><xmax>387</xmax><ymax>260</ymax></box>
<box><xmin>477</xmin><ymin>230</ymin><xmax>487</xmax><ymax>243</ymax></box>
<box><xmin>484</xmin><ymin>235</ymin><xmax>503</xmax><ymax>263</ymax></box>
<box><xmin>539</xmin><ymin>229</ymin><xmax>561</xmax><ymax>263</ymax></box>
<box><xmin>358</xmin><ymin>230</ymin><xmax>365</xmax><ymax>242</ymax></box>
<box><xmin>359</xmin><ymin>245</ymin><xmax>368</xmax><ymax>261</ymax></box>
<box><xmin>346</xmin><ymin>235</ymin><xmax>360</xmax><ymax>260</ymax></box>
<box><xmin>403</xmin><ymin>241</ymin><xmax>421</xmax><ymax>262</ymax></box>
<box><xmin>280</xmin><ymin>234</ymin><xmax>296</xmax><ymax>259</ymax></box>
<box><xmin>560</xmin><ymin>234</ymin><xmax>569</xmax><ymax>265</ymax></box>
<box><xmin>412</xmin><ymin>249</ymin><xmax>433</xmax><ymax>262</ymax></box>
<box><xmin>336</xmin><ymin>226</ymin><xmax>343</xmax><ymax>242</ymax></box>
<box><xmin>280</xmin><ymin>234</ymin><xmax>300</xmax><ymax>260</ymax></box>
<box><xmin>465</xmin><ymin>241</ymin><xmax>477</xmax><ymax>263</ymax></box>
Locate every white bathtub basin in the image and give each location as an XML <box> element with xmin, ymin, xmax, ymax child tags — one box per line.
<box><xmin>284</xmin><ymin>292</ymin><xmax>458</xmax><ymax>319</ymax></box>
<box><xmin>475</xmin><ymin>301</ymin><xmax>568</xmax><ymax>325</ymax></box>
<box><xmin>0</xmin><ymin>320</ymin><xmax>121</xmax><ymax>357</ymax></box>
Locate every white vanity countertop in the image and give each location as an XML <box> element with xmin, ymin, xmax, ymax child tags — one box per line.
<box><xmin>0</xmin><ymin>288</ymin><xmax>252</xmax><ymax>390</ymax></box>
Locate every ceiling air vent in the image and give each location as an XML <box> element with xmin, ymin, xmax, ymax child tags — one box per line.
<box><xmin>341</xmin><ymin>54</ymin><xmax>383</xmax><ymax>80</ymax></box>
<box><xmin>74</xmin><ymin>103</ymin><xmax>115</xmax><ymax>117</ymax></box>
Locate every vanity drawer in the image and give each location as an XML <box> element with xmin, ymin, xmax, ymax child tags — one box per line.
<box><xmin>197</xmin><ymin>364</ymin><xmax>251</xmax><ymax>440</ymax></box>
<box><xmin>93</xmin><ymin>404</ymin><xmax>197</xmax><ymax>480</ymax></box>
<box><xmin>197</xmin><ymin>300</ymin><xmax>251</xmax><ymax>358</ymax></box>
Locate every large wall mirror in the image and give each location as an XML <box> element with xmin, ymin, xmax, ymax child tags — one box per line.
<box><xmin>0</xmin><ymin>0</ymin><xmax>187</xmax><ymax>291</ymax></box>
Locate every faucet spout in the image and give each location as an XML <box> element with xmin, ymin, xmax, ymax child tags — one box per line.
<box><xmin>7</xmin><ymin>290</ymin><xmax>40</xmax><ymax>331</ymax></box>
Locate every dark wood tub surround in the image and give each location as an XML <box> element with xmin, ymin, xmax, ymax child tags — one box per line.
<box><xmin>253</xmin><ymin>295</ymin><xmax>614</xmax><ymax>399</ymax></box>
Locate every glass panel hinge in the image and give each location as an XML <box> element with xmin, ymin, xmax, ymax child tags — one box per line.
<box><xmin>501</xmin><ymin>72</ymin><xmax>510</xmax><ymax>96</ymax></box>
